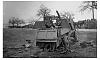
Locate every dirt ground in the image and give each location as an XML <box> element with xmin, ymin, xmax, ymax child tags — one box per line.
<box><xmin>3</xmin><ymin>28</ymin><xmax>97</xmax><ymax>58</ymax></box>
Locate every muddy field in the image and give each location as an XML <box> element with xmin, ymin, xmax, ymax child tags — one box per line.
<box><xmin>3</xmin><ymin>28</ymin><xmax>97</xmax><ymax>58</ymax></box>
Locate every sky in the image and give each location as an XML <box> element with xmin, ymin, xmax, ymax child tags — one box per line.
<box><xmin>3</xmin><ymin>1</ymin><xmax>97</xmax><ymax>25</ymax></box>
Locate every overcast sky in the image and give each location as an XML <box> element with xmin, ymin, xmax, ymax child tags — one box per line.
<box><xmin>3</xmin><ymin>1</ymin><xmax>97</xmax><ymax>25</ymax></box>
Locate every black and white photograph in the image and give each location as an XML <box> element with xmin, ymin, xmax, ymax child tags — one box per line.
<box><xmin>3</xmin><ymin>1</ymin><xmax>97</xmax><ymax>58</ymax></box>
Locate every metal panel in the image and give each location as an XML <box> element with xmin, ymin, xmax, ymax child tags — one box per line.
<box><xmin>36</xmin><ymin>29</ymin><xmax>57</xmax><ymax>39</ymax></box>
<box><xmin>37</xmin><ymin>30</ymin><xmax>47</xmax><ymax>39</ymax></box>
<box><xmin>36</xmin><ymin>39</ymin><xmax>57</xmax><ymax>42</ymax></box>
<box><xmin>61</xmin><ymin>28</ymin><xmax>70</xmax><ymax>35</ymax></box>
<box><xmin>46</xmin><ymin>30</ymin><xmax>57</xmax><ymax>39</ymax></box>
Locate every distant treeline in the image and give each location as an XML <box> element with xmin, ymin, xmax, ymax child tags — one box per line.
<box><xmin>74</xmin><ymin>19</ymin><xmax>97</xmax><ymax>29</ymax></box>
<box><xmin>8</xmin><ymin>17</ymin><xmax>97</xmax><ymax>29</ymax></box>
<box><xmin>8</xmin><ymin>24</ymin><xmax>34</xmax><ymax>28</ymax></box>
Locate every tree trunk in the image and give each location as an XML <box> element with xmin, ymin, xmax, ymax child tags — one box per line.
<box><xmin>17</xmin><ymin>23</ymin><xmax>19</xmax><ymax>27</ymax></box>
<box><xmin>92</xmin><ymin>1</ymin><xmax>95</xmax><ymax>20</ymax></box>
<box><xmin>12</xmin><ymin>24</ymin><xmax>14</xmax><ymax>27</ymax></box>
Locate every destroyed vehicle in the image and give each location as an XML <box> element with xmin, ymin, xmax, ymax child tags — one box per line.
<box><xmin>36</xmin><ymin>11</ymin><xmax>78</xmax><ymax>51</ymax></box>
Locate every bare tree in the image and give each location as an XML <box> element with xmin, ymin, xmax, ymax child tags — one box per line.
<box><xmin>9</xmin><ymin>17</ymin><xmax>16</xmax><ymax>27</ymax></box>
<box><xmin>15</xmin><ymin>18</ymin><xmax>20</xmax><ymax>26</ymax></box>
<box><xmin>37</xmin><ymin>4</ymin><xmax>51</xmax><ymax>21</ymax></box>
<box><xmin>9</xmin><ymin>17</ymin><xmax>25</xmax><ymax>27</ymax></box>
<box><xmin>19</xmin><ymin>19</ymin><xmax>25</xmax><ymax>26</ymax></box>
<box><xmin>80</xmin><ymin>1</ymin><xmax>97</xmax><ymax>19</ymax></box>
<box><xmin>60</xmin><ymin>11</ymin><xmax>75</xmax><ymax>20</ymax></box>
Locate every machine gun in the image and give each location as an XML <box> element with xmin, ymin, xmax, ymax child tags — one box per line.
<box><xmin>56</xmin><ymin>10</ymin><xmax>62</xmax><ymax>26</ymax></box>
